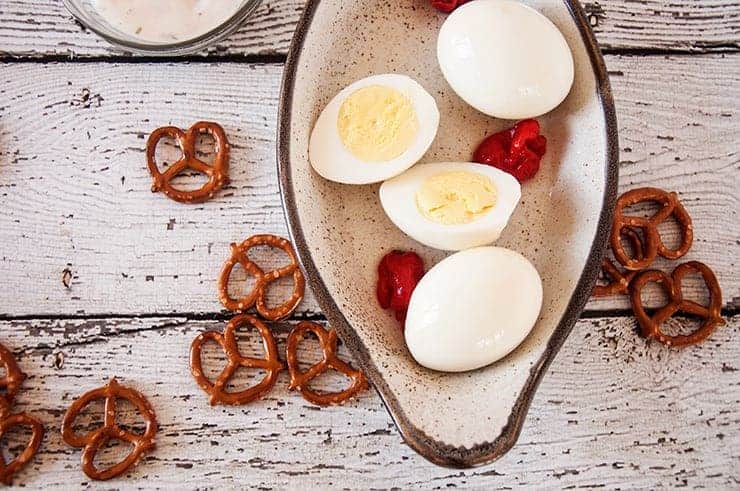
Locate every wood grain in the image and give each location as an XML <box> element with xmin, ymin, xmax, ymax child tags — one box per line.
<box><xmin>0</xmin><ymin>1</ymin><xmax>736</xmax><ymax>488</ymax></box>
<box><xmin>0</xmin><ymin>55</ymin><xmax>737</xmax><ymax>317</ymax></box>
<box><xmin>0</xmin><ymin>314</ymin><xmax>736</xmax><ymax>489</ymax></box>
<box><xmin>588</xmin><ymin>53</ymin><xmax>740</xmax><ymax>312</ymax></box>
<box><xmin>0</xmin><ymin>0</ymin><xmax>738</xmax><ymax>58</ymax></box>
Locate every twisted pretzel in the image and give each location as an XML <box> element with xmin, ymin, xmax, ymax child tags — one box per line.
<box><xmin>218</xmin><ymin>235</ymin><xmax>305</xmax><ymax>321</ymax></box>
<box><xmin>146</xmin><ymin>121</ymin><xmax>230</xmax><ymax>203</ymax></box>
<box><xmin>190</xmin><ymin>315</ymin><xmax>284</xmax><ymax>406</ymax></box>
<box><xmin>61</xmin><ymin>378</ymin><xmax>157</xmax><ymax>481</ymax></box>
<box><xmin>0</xmin><ymin>344</ymin><xmax>43</xmax><ymax>485</ymax></box>
<box><xmin>0</xmin><ymin>412</ymin><xmax>44</xmax><ymax>485</ymax></box>
<box><xmin>611</xmin><ymin>187</ymin><xmax>693</xmax><ymax>271</ymax></box>
<box><xmin>0</xmin><ymin>343</ymin><xmax>26</xmax><ymax>413</ymax></box>
<box><xmin>594</xmin><ymin>227</ymin><xmax>645</xmax><ymax>297</ymax></box>
<box><xmin>630</xmin><ymin>261</ymin><xmax>725</xmax><ymax>347</ymax></box>
<box><xmin>286</xmin><ymin>322</ymin><xmax>368</xmax><ymax>406</ymax></box>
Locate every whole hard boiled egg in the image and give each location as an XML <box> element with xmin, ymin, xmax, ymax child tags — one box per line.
<box><xmin>405</xmin><ymin>247</ymin><xmax>543</xmax><ymax>372</ymax></box>
<box><xmin>309</xmin><ymin>74</ymin><xmax>440</xmax><ymax>184</ymax></box>
<box><xmin>379</xmin><ymin>162</ymin><xmax>521</xmax><ymax>251</ymax></box>
<box><xmin>437</xmin><ymin>0</ymin><xmax>574</xmax><ymax>119</ymax></box>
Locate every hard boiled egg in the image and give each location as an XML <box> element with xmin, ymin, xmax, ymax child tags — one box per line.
<box><xmin>405</xmin><ymin>247</ymin><xmax>543</xmax><ymax>372</ymax></box>
<box><xmin>437</xmin><ymin>0</ymin><xmax>574</xmax><ymax>119</ymax></box>
<box><xmin>309</xmin><ymin>74</ymin><xmax>440</xmax><ymax>184</ymax></box>
<box><xmin>379</xmin><ymin>162</ymin><xmax>521</xmax><ymax>251</ymax></box>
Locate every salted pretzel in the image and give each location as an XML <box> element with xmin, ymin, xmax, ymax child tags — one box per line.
<box><xmin>61</xmin><ymin>378</ymin><xmax>157</xmax><ymax>481</ymax></box>
<box><xmin>218</xmin><ymin>234</ymin><xmax>305</xmax><ymax>321</ymax></box>
<box><xmin>594</xmin><ymin>227</ymin><xmax>645</xmax><ymax>297</ymax></box>
<box><xmin>630</xmin><ymin>261</ymin><xmax>725</xmax><ymax>347</ymax></box>
<box><xmin>146</xmin><ymin>121</ymin><xmax>230</xmax><ymax>203</ymax></box>
<box><xmin>611</xmin><ymin>187</ymin><xmax>693</xmax><ymax>271</ymax></box>
<box><xmin>0</xmin><ymin>343</ymin><xmax>26</xmax><ymax>411</ymax></box>
<box><xmin>286</xmin><ymin>322</ymin><xmax>368</xmax><ymax>406</ymax></box>
<box><xmin>190</xmin><ymin>314</ymin><xmax>284</xmax><ymax>406</ymax></box>
<box><xmin>0</xmin><ymin>412</ymin><xmax>44</xmax><ymax>485</ymax></box>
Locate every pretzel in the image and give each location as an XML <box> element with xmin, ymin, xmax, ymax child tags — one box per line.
<box><xmin>146</xmin><ymin>121</ymin><xmax>230</xmax><ymax>203</ymax></box>
<box><xmin>630</xmin><ymin>261</ymin><xmax>725</xmax><ymax>347</ymax></box>
<box><xmin>594</xmin><ymin>227</ymin><xmax>645</xmax><ymax>297</ymax></box>
<box><xmin>286</xmin><ymin>322</ymin><xmax>368</xmax><ymax>406</ymax></box>
<box><xmin>61</xmin><ymin>378</ymin><xmax>157</xmax><ymax>481</ymax></box>
<box><xmin>0</xmin><ymin>343</ymin><xmax>26</xmax><ymax>412</ymax></box>
<box><xmin>0</xmin><ymin>412</ymin><xmax>44</xmax><ymax>485</ymax></box>
<box><xmin>190</xmin><ymin>314</ymin><xmax>284</xmax><ymax>406</ymax></box>
<box><xmin>611</xmin><ymin>187</ymin><xmax>693</xmax><ymax>271</ymax></box>
<box><xmin>218</xmin><ymin>234</ymin><xmax>305</xmax><ymax>321</ymax></box>
<box><xmin>0</xmin><ymin>344</ymin><xmax>42</xmax><ymax>486</ymax></box>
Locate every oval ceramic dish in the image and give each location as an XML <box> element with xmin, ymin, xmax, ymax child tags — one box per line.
<box><xmin>278</xmin><ymin>0</ymin><xmax>618</xmax><ymax>467</ymax></box>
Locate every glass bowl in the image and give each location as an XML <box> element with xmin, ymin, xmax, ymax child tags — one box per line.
<box><xmin>63</xmin><ymin>0</ymin><xmax>262</xmax><ymax>55</ymax></box>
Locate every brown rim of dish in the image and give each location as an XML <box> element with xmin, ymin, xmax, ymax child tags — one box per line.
<box><xmin>276</xmin><ymin>0</ymin><xmax>619</xmax><ymax>469</ymax></box>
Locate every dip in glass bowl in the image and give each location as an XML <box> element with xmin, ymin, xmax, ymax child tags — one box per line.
<box><xmin>64</xmin><ymin>0</ymin><xmax>261</xmax><ymax>55</ymax></box>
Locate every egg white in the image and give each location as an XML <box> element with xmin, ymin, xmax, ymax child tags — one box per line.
<box><xmin>405</xmin><ymin>247</ymin><xmax>543</xmax><ymax>372</ymax></box>
<box><xmin>379</xmin><ymin>162</ymin><xmax>521</xmax><ymax>251</ymax></box>
<box><xmin>308</xmin><ymin>74</ymin><xmax>440</xmax><ymax>185</ymax></box>
<box><xmin>437</xmin><ymin>0</ymin><xmax>574</xmax><ymax>119</ymax></box>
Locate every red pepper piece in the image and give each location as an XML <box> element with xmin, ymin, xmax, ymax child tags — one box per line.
<box><xmin>376</xmin><ymin>256</ymin><xmax>392</xmax><ymax>309</ymax></box>
<box><xmin>509</xmin><ymin>119</ymin><xmax>541</xmax><ymax>155</ymax></box>
<box><xmin>376</xmin><ymin>251</ymin><xmax>425</xmax><ymax>329</ymax></box>
<box><xmin>430</xmin><ymin>0</ymin><xmax>472</xmax><ymax>14</ymax></box>
<box><xmin>473</xmin><ymin>119</ymin><xmax>547</xmax><ymax>183</ymax></box>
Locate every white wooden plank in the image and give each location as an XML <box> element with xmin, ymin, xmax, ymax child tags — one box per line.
<box><xmin>0</xmin><ymin>0</ymin><xmax>738</xmax><ymax>58</ymax></box>
<box><xmin>0</xmin><ymin>55</ymin><xmax>737</xmax><ymax>317</ymax></box>
<box><xmin>588</xmin><ymin>53</ymin><xmax>740</xmax><ymax>311</ymax></box>
<box><xmin>583</xmin><ymin>0</ymin><xmax>740</xmax><ymax>52</ymax></box>
<box><xmin>0</xmin><ymin>314</ymin><xmax>737</xmax><ymax>489</ymax></box>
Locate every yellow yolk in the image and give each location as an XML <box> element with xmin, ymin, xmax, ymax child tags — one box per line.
<box><xmin>337</xmin><ymin>85</ymin><xmax>419</xmax><ymax>162</ymax></box>
<box><xmin>416</xmin><ymin>171</ymin><xmax>498</xmax><ymax>225</ymax></box>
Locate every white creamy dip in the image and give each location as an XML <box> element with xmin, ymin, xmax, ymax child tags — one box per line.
<box><xmin>93</xmin><ymin>0</ymin><xmax>243</xmax><ymax>43</ymax></box>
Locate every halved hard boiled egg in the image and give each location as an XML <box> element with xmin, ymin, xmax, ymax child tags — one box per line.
<box><xmin>379</xmin><ymin>162</ymin><xmax>521</xmax><ymax>251</ymax></box>
<box><xmin>405</xmin><ymin>247</ymin><xmax>543</xmax><ymax>372</ymax></box>
<box><xmin>437</xmin><ymin>0</ymin><xmax>574</xmax><ymax>119</ymax></box>
<box><xmin>309</xmin><ymin>74</ymin><xmax>440</xmax><ymax>184</ymax></box>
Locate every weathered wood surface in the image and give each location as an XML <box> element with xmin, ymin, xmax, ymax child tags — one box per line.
<box><xmin>0</xmin><ymin>0</ymin><xmax>738</xmax><ymax>488</ymax></box>
<box><xmin>0</xmin><ymin>54</ymin><xmax>737</xmax><ymax>317</ymax></box>
<box><xmin>1</xmin><ymin>314</ymin><xmax>737</xmax><ymax>489</ymax></box>
<box><xmin>0</xmin><ymin>0</ymin><xmax>739</xmax><ymax>58</ymax></box>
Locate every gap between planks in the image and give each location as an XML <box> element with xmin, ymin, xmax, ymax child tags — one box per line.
<box><xmin>1</xmin><ymin>46</ymin><xmax>739</xmax><ymax>65</ymax></box>
<box><xmin>0</xmin><ymin>308</ymin><xmax>738</xmax><ymax>325</ymax></box>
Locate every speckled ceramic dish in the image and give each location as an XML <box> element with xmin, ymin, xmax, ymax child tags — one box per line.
<box><xmin>278</xmin><ymin>0</ymin><xmax>618</xmax><ymax>467</ymax></box>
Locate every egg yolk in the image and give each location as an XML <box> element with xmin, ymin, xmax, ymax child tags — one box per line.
<box><xmin>337</xmin><ymin>85</ymin><xmax>419</xmax><ymax>162</ymax></box>
<box><xmin>416</xmin><ymin>171</ymin><xmax>498</xmax><ymax>225</ymax></box>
